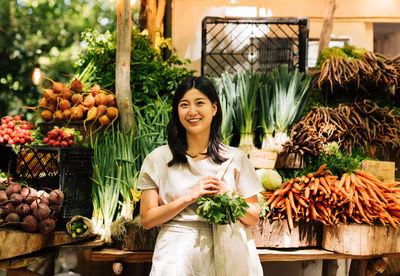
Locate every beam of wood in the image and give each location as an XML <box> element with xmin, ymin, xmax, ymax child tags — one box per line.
<box><xmin>318</xmin><ymin>0</ymin><xmax>336</xmax><ymax>55</ymax></box>
<box><xmin>116</xmin><ymin>0</ymin><xmax>135</xmax><ymax>133</ymax></box>
<box><xmin>155</xmin><ymin>0</ymin><xmax>167</xmax><ymax>37</ymax></box>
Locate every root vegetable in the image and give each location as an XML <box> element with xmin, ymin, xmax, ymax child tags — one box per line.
<box><xmin>91</xmin><ymin>84</ymin><xmax>100</xmax><ymax>96</ymax></box>
<box><xmin>77</xmin><ymin>104</ymin><xmax>88</xmax><ymax>114</ymax></box>
<box><xmin>97</xmin><ymin>105</ymin><xmax>107</xmax><ymax>116</ymax></box>
<box><xmin>49</xmin><ymin>204</ymin><xmax>61</xmax><ymax>214</ymax></box>
<box><xmin>70</xmin><ymin>79</ymin><xmax>83</xmax><ymax>92</ymax></box>
<box><xmin>49</xmin><ymin>189</ymin><xmax>64</xmax><ymax>204</ymax></box>
<box><xmin>3</xmin><ymin>203</ymin><xmax>15</xmax><ymax>214</ymax></box>
<box><xmin>71</xmin><ymin>94</ymin><xmax>83</xmax><ymax>105</ymax></box>
<box><xmin>106</xmin><ymin>94</ymin><xmax>116</xmax><ymax>106</ymax></box>
<box><xmin>53</xmin><ymin>82</ymin><xmax>64</xmax><ymax>93</ymax></box>
<box><xmin>61</xmin><ymin>87</ymin><xmax>72</xmax><ymax>100</ymax></box>
<box><xmin>0</xmin><ymin>208</ymin><xmax>5</xmax><ymax>219</ymax></box>
<box><xmin>83</xmin><ymin>95</ymin><xmax>95</xmax><ymax>108</ymax></box>
<box><xmin>70</xmin><ymin>106</ymin><xmax>83</xmax><ymax>120</ymax></box>
<box><xmin>59</xmin><ymin>99</ymin><xmax>71</xmax><ymax>111</ymax></box>
<box><xmin>38</xmin><ymin>98</ymin><xmax>48</xmax><ymax>108</ymax></box>
<box><xmin>41</xmin><ymin>110</ymin><xmax>53</xmax><ymax>121</ymax></box>
<box><xmin>38</xmin><ymin>218</ymin><xmax>55</xmax><ymax>234</ymax></box>
<box><xmin>43</xmin><ymin>89</ymin><xmax>54</xmax><ymax>101</ymax></box>
<box><xmin>48</xmin><ymin>102</ymin><xmax>57</xmax><ymax>112</ymax></box>
<box><xmin>21</xmin><ymin>187</ymin><xmax>37</xmax><ymax>204</ymax></box>
<box><xmin>15</xmin><ymin>203</ymin><xmax>30</xmax><ymax>217</ymax></box>
<box><xmin>0</xmin><ymin>191</ymin><xmax>7</xmax><ymax>203</ymax></box>
<box><xmin>53</xmin><ymin>110</ymin><xmax>63</xmax><ymax>120</ymax></box>
<box><xmin>84</xmin><ymin>107</ymin><xmax>97</xmax><ymax>131</ymax></box>
<box><xmin>63</xmin><ymin>109</ymin><xmax>71</xmax><ymax>119</ymax></box>
<box><xmin>106</xmin><ymin>107</ymin><xmax>119</xmax><ymax>120</ymax></box>
<box><xmin>10</xmin><ymin>193</ymin><xmax>23</xmax><ymax>205</ymax></box>
<box><xmin>95</xmin><ymin>93</ymin><xmax>107</xmax><ymax>106</ymax></box>
<box><xmin>22</xmin><ymin>215</ymin><xmax>38</xmax><ymax>233</ymax></box>
<box><xmin>33</xmin><ymin>203</ymin><xmax>50</xmax><ymax>220</ymax></box>
<box><xmin>98</xmin><ymin>115</ymin><xmax>111</xmax><ymax>126</ymax></box>
<box><xmin>6</xmin><ymin>183</ymin><xmax>21</xmax><ymax>197</ymax></box>
<box><xmin>5</xmin><ymin>213</ymin><xmax>20</xmax><ymax>223</ymax></box>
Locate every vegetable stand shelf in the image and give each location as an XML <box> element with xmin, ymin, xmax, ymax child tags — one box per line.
<box><xmin>90</xmin><ymin>247</ymin><xmax>400</xmax><ymax>276</ymax></box>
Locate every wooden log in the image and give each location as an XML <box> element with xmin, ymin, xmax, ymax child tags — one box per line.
<box><xmin>318</xmin><ymin>0</ymin><xmax>336</xmax><ymax>55</ymax></box>
<box><xmin>322</xmin><ymin>223</ymin><xmax>400</xmax><ymax>255</ymax></box>
<box><xmin>251</xmin><ymin>219</ymin><xmax>322</xmax><ymax>248</ymax></box>
<box><xmin>0</xmin><ymin>229</ymin><xmax>87</xmax><ymax>260</ymax></box>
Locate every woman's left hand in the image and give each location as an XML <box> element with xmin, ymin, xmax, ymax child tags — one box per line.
<box><xmin>217</xmin><ymin>180</ymin><xmax>231</xmax><ymax>195</ymax></box>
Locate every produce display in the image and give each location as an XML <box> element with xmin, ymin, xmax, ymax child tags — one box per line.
<box><xmin>37</xmin><ymin>77</ymin><xmax>119</xmax><ymax>130</ymax></box>
<box><xmin>42</xmin><ymin>127</ymin><xmax>82</xmax><ymax>147</ymax></box>
<box><xmin>197</xmin><ymin>192</ymin><xmax>249</xmax><ymax>225</ymax></box>
<box><xmin>263</xmin><ymin>165</ymin><xmax>400</xmax><ymax>230</ymax></box>
<box><xmin>0</xmin><ymin>181</ymin><xmax>64</xmax><ymax>234</ymax></box>
<box><xmin>0</xmin><ymin>115</ymin><xmax>35</xmax><ymax>145</ymax></box>
<box><xmin>283</xmin><ymin>100</ymin><xmax>400</xmax><ymax>154</ymax></box>
<box><xmin>312</xmin><ymin>46</ymin><xmax>400</xmax><ymax>92</ymax></box>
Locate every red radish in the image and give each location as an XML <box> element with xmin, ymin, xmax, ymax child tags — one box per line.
<box><xmin>48</xmin><ymin>129</ymin><xmax>59</xmax><ymax>139</ymax></box>
<box><xmin>41</xmin><ymin>110</ymin><xmax>53</xmax><ymax>121</ymax></box>
<box><xmin>106</xmin><ymin>94</ymin><xmax>116</xmax><ymax>106</ymax></box>
<box><xmin>52</xmin><ymin>82</ymin><xmax>64</xmax><ymax>93</ymax></box>
<box><xmin>43</xmin><ymin>137</ymin><xmax>49</xmax><ymax>144</ymax></box>
<box><xmin>60</xmin><ymin>87</ymin><xmax>72</xmax><ymax>100</ymax></box>
<box><xmin>97</xmin><ymin>105</ymin><xmax>107</xmax><ymax>116</ymax></box>
<box><xmin>38</xmin><ymin>218</ymin><xmax>56</xmax><ymax>234</ymax></box>
<box><xmin>6</xmin><ymin>183</ymin><xmax>21</xmax><ymax>197</ymax></box>
<box><xmin>70</xmin><ymin>79</ymin><xmax>83</xmax><ymax>92</ymax></box>
<box><xmin>70</xmin><ymin>106</ymin><xmax>83</xmax><ymax>120</ymax></box>
<box><xmin>95</xmin><ymin>93</ymin><xmax>107</xmax><ymax>106</ymax></box>
<box><xmin>98</xmin><ymin>115</ymin><xmax>111</xmax><ymax>126</ymax></box>
<box><xmin>49</xmin><ymin>189</ymin><xmax>64</xmax><ymax>204</ymax></box>
<box><xmin>106</xmin><ymin>107</ymin><xmax>119</xmax><ymax>120</ymax></box>
<box><xmin>15</xmin><ymin>203</ymin><xmax>30</xmax><ymax>217</ymax></box>
<box><xmin>53</xmin><ymin>110</ymin><xmax>63</xmax><ymax>120</ymax></box>
<box><xmin>61</xmin><ymin>140</ymin><xmax>68</xmax><ymax>147</ymax></box>
<box><xmin>71</xmin><ymin>94</ymin><xmax>83</xmax><ymax>105</ymax></box>
<box><xmin>22</xmin><ymin>215</ymin><xmax>38</xmax><ymax>233</ymax></box>
<box><xmin>59</xmin><ymin>99</ymin><xmax>71</xmax><ymax>111</ymax></box>
<box><xmin>5</xmin><ymin>213</ymin><xmax>20</xmax><ymax>223</ymax></box>
<box><xmin>83</xmin><ymin>95</ymin><xmax>95</xmax><ymax>108</ymax></box>
<box><xmin>33</xmin><ymin>203</ymin><xmax>50</xmax><ymax>220</ymax></box>
<box><xmin>13</xmin><ymin>115</ymin><xmax>21</xmax><ymax>121</ymax></box>
<box><xmin>54</xmin><ymin>141</ymin><xmax>60</xmax><ymax>147</ymax></box>
<box><xmin>91</xmin><ymin>84</ymin><xmax>101</xmax><ymax>96</ymax></box>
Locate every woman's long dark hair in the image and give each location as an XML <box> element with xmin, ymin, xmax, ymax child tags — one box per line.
<box><xmin>167</xmin><ymin>76</ymin><xmax>227</xmax><ymax>166</ymax></box>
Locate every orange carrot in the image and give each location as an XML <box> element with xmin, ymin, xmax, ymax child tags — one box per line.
<box><xmin>314</xmin><ymin>164</ymin><xmax>327</xmax><ymax>177</ymax></box>
<box><xmin>285</xmin><ymin>198</ymin><xmax>294</xmax><ymax>230</ymax></box>
<box><xmin>313</xmin><ymin>178</ymin><xmax>320</xmax><ymax>195</ymax></box>
<box><xmin>288</xmin><ymin>191</ymin><xmax>297</xmax><ymax>213</ymax></box>
<box><xmin>345</xmin><ymin>173</ymin><xmax>351</xmax><ymax>193</ymax></box>
<box><xmin>293</xmin><ymin>193</ymin><xmax>308</xmax><ymax>208</ymax></box>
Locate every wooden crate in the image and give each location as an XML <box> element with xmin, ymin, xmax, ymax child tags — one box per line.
<box><xmin>322</xmin><ymin>223</ymin><xmax>400</xmax><ymax>255</ymax></box>
<box><xmin>250</xmin><ymin>219</ymin><xmax>322</xmax><ymax>248</ymax></box>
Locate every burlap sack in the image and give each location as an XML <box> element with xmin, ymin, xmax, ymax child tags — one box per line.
<box><xmin>66</xmin><ymin>215</ymin><xmax>94</xmax><ymax>238</ymax></box>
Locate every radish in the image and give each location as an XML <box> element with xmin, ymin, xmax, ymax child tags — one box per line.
<box><xmin>38</xmin><ymin>218</ymin><xmax>56</xmax><ymax>234</ymax></box>
<box><xmin>70</xmin><ymin>79</ymin><xmax>83</xmax><ymax>92</ymax></box>
<box><xmin>49</xmin><ymin>189</ymin><xmax>64</xmax><ymax>204</ymax></box>
<box><xmin>33</xmin><ymin>203</ymin><xmax>50</xmax><ymax>220</ymax></box>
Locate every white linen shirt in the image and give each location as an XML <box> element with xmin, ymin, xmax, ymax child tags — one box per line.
<box><xmin>137</xmin><ymin>144</ymin><xmax>262</xmax><ymax>222</ymax></box>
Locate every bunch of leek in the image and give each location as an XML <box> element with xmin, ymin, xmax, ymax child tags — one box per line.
<box><xmin>259</xmin><ymin>66</ymin><xmax>311</xmax><ymax>152</ymax></box>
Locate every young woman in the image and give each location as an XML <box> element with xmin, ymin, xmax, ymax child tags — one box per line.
<box><xmin>138</xmin><ymin>76</ymin><xmax>263</xmax><ymax>275</ymax></box>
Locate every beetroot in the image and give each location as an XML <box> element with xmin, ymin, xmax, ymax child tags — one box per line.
<box><xmin>61</xmin><ymin>87</ymin><xmax>72</xmax><ymax>100</ymax></box>
<box><xmin>15</xmin><ymin>203</ymin><xmax>30</xmax><ymax>217</ymax></box>
<box><xmin>70</xmin><ymin>79</ymin><xmax>83</xmax><ymax>93</ymax></box>
<box><xmin>49</xmin><ymin>204</ymin><xmax>61</xmax><ymax>214</ymax></box>
<box><xmin>0</xmin><ymin>208</ymin><xmax>5</xmax><ymax>219</ymax></box>
<box><xmin>10</xmin><ymin>193</ymin><xmax>23</xmax><ymax>205</ymax></box>
<box><xmin>91</xmin><ymin>84</ymin><xmax>101</xmax><ymax>96</ymax></box>
<box><xmin>3</xmin><ymin>203</ymin><xmax>15</xmax><ymax>215</ymax></box>
<box><xmin>21</xmin><ymin>187</ymin><xmax>37</xmax><ymax>204</ymax></box>
<box><xmin>5</xmin><ymin>213</ymin><xmax>20</xmax><ymax>223</ymax></box>
<box><xmin>33</xmin><ymin>203</ymin><xmax>50</xmax><ymax>220</ymax></box>
<box><xmin>49</xmin><ymin>190</ymin><xmax>64</xmax><ymax>204</ymax></box>
<box><xmin>0</xmin><ymin>191</ymin><xmax>7</xmax><ymax>203</ymax></box>
<box><xmin>6</xmin><ymin>183</ymin><xmax>21</xmax><ymax>197</ymax></box>
<box><xmin>38</xmin><ymin>218</ymin><xmax>56</xmax><ymax>234</ymax></box>
<box><xmin>22</xmin><ymin>215</ymin><xmax>38</xmax><ymax>233</ymax></box>
<box><xmin>52</xmin><ymin>82</ymin><xmax>64</xmax><ymax>93</ymax></box>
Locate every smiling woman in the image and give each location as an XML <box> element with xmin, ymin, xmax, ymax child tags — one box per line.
<box><xmin>137</xmin><ymin>76</ymin><xmax>263</xmax><ymax>275</ymax></box>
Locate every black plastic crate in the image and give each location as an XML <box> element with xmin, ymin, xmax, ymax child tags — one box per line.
<box><xmin>0</xmin><ymin>145</ymin><xmax>93</xmax><ymax>229</ymax></box>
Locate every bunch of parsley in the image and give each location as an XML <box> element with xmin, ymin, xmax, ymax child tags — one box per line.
<box><xmin>196</xmin><ymin>192</ymin><xmax>249</xmax><ymax>225</ymax></box>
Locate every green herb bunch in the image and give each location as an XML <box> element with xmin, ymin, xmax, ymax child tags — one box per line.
<box><xmin>196</xmin><ymin>192</ymin><xmax>249</xmax><ymax>225</ymax></box>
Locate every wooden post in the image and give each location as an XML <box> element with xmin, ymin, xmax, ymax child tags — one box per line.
<box><xmin>116</xmin><ymin>0</ymin><xmax>135</xmax><ymax>133</ymax></box>
<box><xmin>142</xmin><ymin>0</ymin><xmax>167</xmax><ymax>46</ymax></box>
<box><xmin>318</xmin><ymin>0</ymin><xmax>336</xmax><ymax>55</ymax></box>
<box><xmin>146</xmin><ymin>0</ymin><xmax>157</xmax><ymax>46</ymax></box>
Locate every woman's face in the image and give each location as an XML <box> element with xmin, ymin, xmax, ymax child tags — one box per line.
<box><xmin>178</xmin><ymin>88</ymin><xmax>217</xmax><ymax>137</ymax></box>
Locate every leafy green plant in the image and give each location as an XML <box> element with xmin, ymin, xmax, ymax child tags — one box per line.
<box><xmin>197</xmin><ymin>192</ymin><xmax>249</xmax><ymax>225</ymax></box>
<box><xmin>75</xmin><ymin>28</ymin><xmax>195</xmax><ymax>105</ymax></box>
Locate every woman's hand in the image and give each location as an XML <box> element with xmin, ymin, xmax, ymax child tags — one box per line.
<box><xmin>185</xmin><ymin>176</ymin><xmax>221</xmax><ymax>203</ymax></box>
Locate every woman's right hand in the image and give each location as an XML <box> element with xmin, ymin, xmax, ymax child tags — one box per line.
<box><xmin>185</xmin><ymin>176</ymin><xmax>221</xmax><ymax>203</ymax></box>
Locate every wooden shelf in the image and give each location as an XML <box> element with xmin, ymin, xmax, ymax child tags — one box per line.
<box><xmin>91</xmin><ymin>247</ymin><xmax>400</xmax><ymax>263</ymax></box>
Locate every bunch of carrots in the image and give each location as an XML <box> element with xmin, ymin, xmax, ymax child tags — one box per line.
<box><xmin>262</xmin><ymin>164</ymin><xmax>400</xmax><ymax>230</ymax></box>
